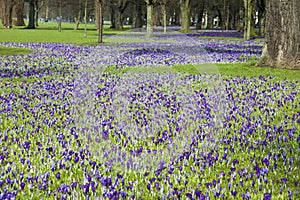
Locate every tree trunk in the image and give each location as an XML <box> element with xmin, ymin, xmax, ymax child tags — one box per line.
<box><xmin>206</xmin><ymin>10</ymin><xmax>214</xmax><ymax>30</ymax></box>
<box><xmin>261</xmin><ymin>0</ymin><xmax>300</xmax><ymax>69</ymax></box>
<box><xmin>15</xmin><ymin>0</ymin><xmax>25</xmax><ymax>26</ymax></box>
<box><xmin>115</xmin><ymin>10</ymin><xmax>123</xmax><ymax>30</ymax></box>
<box><xmin>195</xmin><ymin>8</ymin><xmax>204</xmax><ymax>30</ymax></box>
<box><xmin>84</xmin><ymin>0</ymin><xmax>88</xmax><ymax>37</ymax></box>
<box><xmin>146</xmin><ymin>3</ymin><xmax>153</xmax><ymax>36</ymax></box>
<box><xmin>95</xmin><ymin>0</ymin><xmax>103</xmax><ymax>43</ymax></box>
<box><xmin>179</xmin><ymin>0</ymin><xmax>190</xmax><ymax>33</ymax></box>
<box><xmin>135</xmin><ymin>2</ymin><xmax>143</xmax><ymax>28</ymax></box>
<box><xmin>35</xmin><ymin>0</ymin><xmax>39</xmax><ymax>27</ymax></box>
<box><xmin>74</xmin><ymin>6</ymin><xmax>81</xmax><ymax>31</ymax></box>
<box><xmin>221</xmin><ymin>0</ymin><xmax>229</xmax><ymax>30</ymax></box>
<box><xmin>160</xmin><ymin>3</ymin><xmax>167</xmax><ymax>34</ymax></box>
<box><xmin>257</xmin><ymin>0</ymin><xmax>266</xmax><ymax>36</ymax></box>
<box><xmin>1</xmin><ymin>0</ymin><xmax>14</xmax><ymax>28</ymax></box>
<box><xmin>58</xmin><ymin>0</ymin><xmax>62</xmax><ymax>32</ymax></box>
<box><xmin>243</xmin><ymin>0</ymin><xmax>255</xmax><ymax>40</ymax></box>
<box><xmin>27</xmin><ymin>0</ymin><xmax>35</xmax><ymax>29</ymax></box>
<box><xmin>110</xmin><ymin>5</ymin><xmax>115</xmax><ymax>29</ymax></box>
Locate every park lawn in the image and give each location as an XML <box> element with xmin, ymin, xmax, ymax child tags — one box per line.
<box><xmin>0</xmin><ymin>21</ymin><xmax>133</xmax><ymax>45</ymax></box>
<box><xmin>0</xmin><ymin>46</ymin><xmax>33</xmax><ymax>56</ymax></box>
<box><xmin>108</xmin><ymin>62</ymin><xmax>300</xmax><ymax>82</ymax></box>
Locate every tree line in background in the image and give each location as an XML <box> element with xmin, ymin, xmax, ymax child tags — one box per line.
<box><xmin>0</xmin><ymin>0</ymin><xmax>266</xmax><ymax>37</ymax></box>
<box><xmin>0</xmin><ymin>0</ymin><xmax>299</xmax><ymax>69</ymax></box>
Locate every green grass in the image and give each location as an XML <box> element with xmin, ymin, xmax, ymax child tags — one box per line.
<box><xmin>0</xmin><ymin>46</ymin><xmax>33</xmax><ymax>56</ymax></box>
<box><xmin>0</xmin><ymin>21</ymin><xmax>134</xmax><ymax>45</ymax></box>
<box><xmin>108</xmin><ymin>62</ymin><xmax>300</xmax><ymax>81</ymax></box>
<box><xmin>199</xmin><ymin>36</ymin><xmax>244</xmax><ymax>41</ymax></box>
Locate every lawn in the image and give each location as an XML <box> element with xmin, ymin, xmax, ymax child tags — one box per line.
<box><xmin>0</xmin><ymin>24</ymin><xmax>299</xmax><ymax>199</ymax></box>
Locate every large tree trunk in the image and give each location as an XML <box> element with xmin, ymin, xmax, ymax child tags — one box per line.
<box><xmin>261</xmin><ymin>0</ymin><xmax>300</xmax><ymax>69</ymax></box>
<box><xmin>15</xmin><ymin>0</ymin><xmax>25</xmax><ymax>26</ymax></box>
<box><xmin>179</xmin><ymin>0</ymin><xmax>190</xmax><ymax>33</ymax></box>
<box><xmin>27</xmin><ymin>0</ymin><xmax>35</xmax><ymax>29</ymax></box>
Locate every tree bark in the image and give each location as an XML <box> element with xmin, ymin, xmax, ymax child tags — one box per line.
<box><xmin>27</xmin><ymin>0</ymin><xmax>35</xmax><ymax>29</ymax></box>
<box><xmin>179</xmin><ymin>0</ymin><xmax>190</xmax><ymax>33</ymax></box>
<box><xmin>15</xmin><ymin>0</ymin><xmax>26</xmax><ymax>26</ymax></box>
<box><xmin>261</xmin><ymin>0</ymin><xmax>300</xmax><ymax>69</ymax></box>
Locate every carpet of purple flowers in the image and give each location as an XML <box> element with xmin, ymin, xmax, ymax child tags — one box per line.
<box><xmin>0</xmin><ymin>32</ymin><xmax>299</xmax><ymax>199</ymax></box>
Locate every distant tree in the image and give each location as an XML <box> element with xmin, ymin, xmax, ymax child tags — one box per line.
<box><xmin>261</xmin><ymin>0</ymin><xmax>300</xmax><ymax>69</ymax></box>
